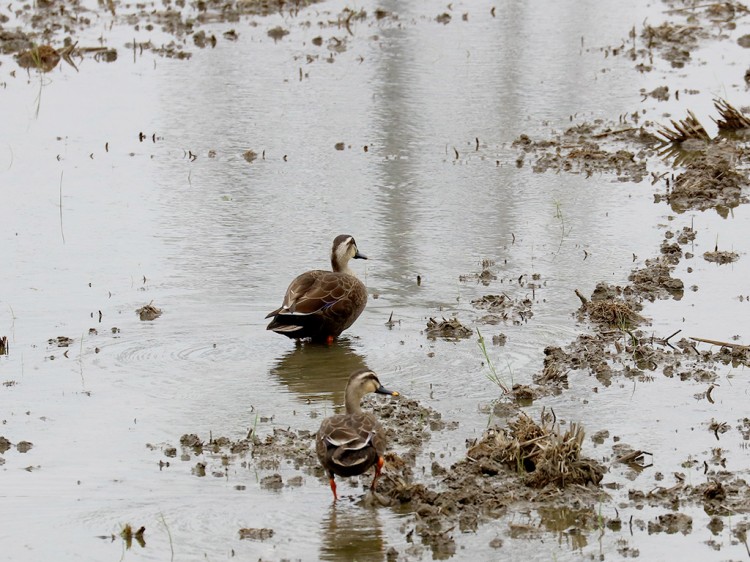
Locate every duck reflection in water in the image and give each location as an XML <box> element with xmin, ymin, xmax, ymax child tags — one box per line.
<box><xmin>269</xmin><ymin>338</ymin><xmax>369</xmax><ymax>405</ymax></box>
<box><xmin>320</xmin><ymin>501</ymin><xmax>386</xmax><ymax>562</ymax></box>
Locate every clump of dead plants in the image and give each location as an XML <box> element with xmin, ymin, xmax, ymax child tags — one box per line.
<box><xmin>425</xmin><ymin>317</ymin><xmax>473</xmax><ymax>339</ymax></box>
<box><xmin>136</xmin><ymin>301</ymin><xmax>162</xmax><ymax>321</ymax></box>
<box><xmin>587</xmin><ymin>301</ymin><xmax>645</xmax><ymax>329</ymax></box>
<box><xmin>657</xmin><ymin>99</ymin><xmax>750</xmax><ymax>144</ymax></box>
<box><xmin>713</xmin><ymin>98</ymin><xmax>750</xmax><ymax>131</ymax></box>
<box><xmin>657</xmin><ymin>109</ymin><xmax>710</xmax><ymax>143</ymax></box>
<box><xmin>574</xmin><ymin>288</ymin><xmax>646</xmax><ymax>329</ymax></box>
<box><xmin>467</xmin><ymin>412</ymin><xmax>604</xmax><ymax>488</ymax></box>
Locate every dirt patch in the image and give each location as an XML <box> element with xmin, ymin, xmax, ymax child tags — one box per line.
<box><xmin>156</xmin><ymin>396</ymin><xmax>453</xmax><ymax>494</ymax></box>
<box><xmin>658</xmin><ymin>143</ymin><xmax>748</xmax><ymax>214</ymax></box>
<box><xmin>629</xmin><ymin>258</ymin><xmax>684</xmax><ymax>301</ymax></box>
<box><xmin>575</xmin><ymin>283</ymin><xmax>647</xmax><ymax>329</ymax></box>
<box><xmin>512</xmin><ymin>121</ymin><xmax>656</xmax><ymax>182</ymax></box>
<box><xmin>239</xmin><ymin>527</ymin><xmax>274</xmax><ymax>540</ymax></box>
<box><xmin>471</xmin><ymin>294</ymin><xmax>534</xmax><ymax>325</ymax></box>
<box><xmin>703</xmin><ymin>250</ymin><xmax>739</xmax><ymax>264</ymax></box>
<box><xmin>459</xmin><ymin>259</ymin><xmax>497</xmax><ymax>285</ymax></box>
<box><xmin>374</xmin><ymin>412</ymin><xmax>607</xmax><ymax>559</ymax></box>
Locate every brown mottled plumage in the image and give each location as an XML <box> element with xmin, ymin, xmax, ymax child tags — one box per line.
<box><xmin>266</xmin><ymin>235</ymin><xmax>368</xmax><ymax>343</ymax></box>
<box><xmin>316</xmin><ymin>369</ymin><xmax>399</xmax><ymax>500</ymax></box>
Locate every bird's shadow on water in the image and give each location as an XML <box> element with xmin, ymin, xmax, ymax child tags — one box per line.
<box><xmin>269</xmin><ymin>338</ymin><xmax>370</xmax><ymax>407</ymax></box>
<box><xmin>320</xmin><ymin>500</ymin><xmax>386</xmax><ymax>562</ymax></box>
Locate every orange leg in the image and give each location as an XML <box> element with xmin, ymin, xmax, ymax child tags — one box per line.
<box><xmin>370</xmin><ymin>456</ymin><xmax>384</xmax><ymax>492</ymax></box>
<box><xmin>326</xmin><ymin>335</ymin><xmax>335</xmax><ymax>345</ymax></box>
<box><xmin>329</xmin><ymin>476</ymin><xmax>338</xmax><ymax>501</ymax></box>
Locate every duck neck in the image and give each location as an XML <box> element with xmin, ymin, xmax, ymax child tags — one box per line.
<box><xmin>344</xmin><ymin>391</ymin><xmax>363</xmax><ymax>414</ymax></box>
<box><xmin>331</xmin><ymin>255</ymin><xmax>352</xmax><ymax>275</ymax></box>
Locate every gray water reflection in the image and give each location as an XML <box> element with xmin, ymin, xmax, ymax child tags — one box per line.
<box><xmin>320</xmin><ymin>502</ymin><xmax>386</xmax><ymax>562</ymax></box>
<box><xmin>270</xmin><ymin>339</ymin><xmax>370</xmax><ymax>405</ymax></box>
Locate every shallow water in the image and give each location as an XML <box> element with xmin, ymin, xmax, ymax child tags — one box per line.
<box><xmin>1</xmin><ymin>0</ymin><xmax>749</xmax><ymax>560</ymax></box>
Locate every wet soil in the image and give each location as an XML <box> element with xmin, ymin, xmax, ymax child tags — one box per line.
<box><xmin>138</xmin><ymin>0</ymin><xmax>750</xmax><ymax>557</ymax></box>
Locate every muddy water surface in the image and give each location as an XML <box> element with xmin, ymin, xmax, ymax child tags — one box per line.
<box><xmin>1</xmin><ymin>0</ymin><xmax>750</xmax><ymax>560</ymax></box>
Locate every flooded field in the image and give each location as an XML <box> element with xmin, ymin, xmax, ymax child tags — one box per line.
<box><xmin>1</xmin><ymin>0</ymin><xmax>750</xmax><ymax>560</ymax></box>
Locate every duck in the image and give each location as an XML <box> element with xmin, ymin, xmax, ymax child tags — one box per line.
<box><xmin>266</xmin><ymin>235</ymin><xmax>368</xmax><ymax>343</ymax></box>
<box><xmin>316</xmin><ymin>369</ymin><xmax>399</xmax><ymax>501</ymax></box>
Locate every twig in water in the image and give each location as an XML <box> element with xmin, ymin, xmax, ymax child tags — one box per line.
<box><xmin>59</xmin><ymin>171</ymin><xmax>65</xmax><ymax>244</ymax></box>
<box><xmin>689</xmin><ymin>336</ymin><xmax>749</xmax><ymax>351</ymax></box>
<box><xmin>158</xmin><ymin>513</ymin><xmax>174</xmax><ymax>562</ymax></box>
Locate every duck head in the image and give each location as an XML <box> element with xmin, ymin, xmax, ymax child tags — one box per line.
<box><xmin>344</xmin><ymin>369</ymin><xmax>398</xmax><ymax>414</ymax></box>
<box><xmin>331</xmin><ymin>235</ymin><xmax>367</xmax><ymax>274</ymax></box>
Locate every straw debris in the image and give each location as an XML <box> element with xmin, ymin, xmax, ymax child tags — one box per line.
<box><xmin>467</xmin><ymin>413</ymin><xmax>604</xmax><ymax>488</ymax></box>
<box><xmin>656</xmin><ymin>110</ymin><xmax>710</xmax><ymax>143</ymax></box>
<box><xmin>712</xmin><ymin>98</ymin><xmax>750</xmax><ymax>130</ymax></box>
<box><xmin>425</xmin><ymin>317</ymin><xmax>473</xmax><ymax>339</ymax></box>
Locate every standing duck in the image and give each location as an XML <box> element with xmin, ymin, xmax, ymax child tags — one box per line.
<box><xmin>266</xmin><ymin>235</ymin><xmax>368</xmax><ymax>343</ymax></box>
<box><xmin>316</xmin><ymin>369</ymin><xmax>399</xmax><ymax>501</ymax></box>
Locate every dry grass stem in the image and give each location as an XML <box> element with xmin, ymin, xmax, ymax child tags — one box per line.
<box><xmin>657</xmin><ymin>109</ymin><xmax>710</xmax><ymax>143</ymax></box>
<box><xmin>713</xmin><ymin>98</ymin><xmax>750</xmax><ymax>130</ymax></box>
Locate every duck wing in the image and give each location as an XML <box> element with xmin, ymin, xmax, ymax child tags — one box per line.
<box><xmin>316</xmin><ymin>413</ymin><xmax>384</xmax><ymax>476</ymax></box>
<box><xmin>268</xmin><ymin>271</ymin><xmax>365</xmax><ymax>317</ymax></box>
<box><xmin>266</xmin><ymin>271</ymin><xmax>333</xmax><ymax>317</ymax></box>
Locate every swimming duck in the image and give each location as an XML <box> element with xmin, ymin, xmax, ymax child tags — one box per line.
<box><xmin>316</xmin><ymin>369</ymin><xmax>399</xmax><ymax>501</ymax></box>
<box><xmin>266</xmin><ymin>235</ymin><xmax>368</xmax><ymax>343</ymax></box>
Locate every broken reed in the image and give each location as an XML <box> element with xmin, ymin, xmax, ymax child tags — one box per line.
<box><xmin>656</xmin><ymin>109</ymin><xmax>709</xmax><ymax>143</ymax></box>
<box><xmin>657</xmin><ymin>98</ymin><xmax>750</xmax><ymax>143</ymax></box>
<box><xmin>712</xmin><ymin>98</ymin><xmax>750</xmax><ymax>130</ymax></box>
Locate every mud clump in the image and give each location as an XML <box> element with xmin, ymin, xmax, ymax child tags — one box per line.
<box><xmin>703</xmin><ymin>250</ymin><xmax>739</xmax><ymax>264</ymax></box>
<box><xmin>512</xmin><ymin>121</ymin><xmax>655</xmax><ymax>183</ymax></box>
<box><xmin>629</xmin><ymin>258</ymin><xmax>684</xmax><ymax>301</ymax></box>
<box><xmin>576</xmin><ymin>284</ymin><xmax>646</xmax><ymax>329</ymax></box>
<box><xmin>136</xmin><ymin>302</ymin><xmax>162</xmax><ymax>321</ymax></box>
<box><xmin>15</xmin><ymin>44</ymin><xmax>62</xmax><ymax>72</ymax></box>
<box><xmin>640</xmin><ymin>19</ymin><xmax>708</xmax><ymax>68</ymax></box>
<box><xmin>459</xmin><ymin>259</ymin><xmax>497</xmax><ymax>285</ymax></box>
<box><xmin>239</xmin><ymin>527</ymin><xmax>274</xmax><ymax>540</ymax></box>
<box><xmin>472</xmin><ymin>294</ymin><xmax>534</xmax><ymax>325</ymax></box>
<box><xmin>425</xmin><ymin>317</ymin><xmax>473</xmax><ymax>340</ymax></box>
<box><xmin>48</xmin><ymin>336</ymin><xmax>74</xmax><ymax>347</ymax></box>
<box><xmin>648</xmin><ymin>513</ymin><xmax>693</xmax><ymax>535</ymax></box>
<box><xmin>664</xmin><ymin>143</ymin><xmax>748</xmax><ymax>214</ymax></box>
<box><xmin>376</xmin><ymin>413</ymin><xmax>606</xmax><ymax>560</ymax></box>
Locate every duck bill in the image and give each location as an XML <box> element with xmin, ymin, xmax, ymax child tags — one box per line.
<box><xmin>376</xmin><ymin>385</ymin><xmax>398</xmax><ymax>397</ymax></box>
<box><xmin>354</xmin><ymin>250</ymin><xmax>368</xmax><ymax>260</ymax></box>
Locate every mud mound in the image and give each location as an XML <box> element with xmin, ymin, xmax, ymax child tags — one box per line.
<box><xmin>666</xmin><ymin>143</ymin><xmax>747</xmax><ymax>213</ymax></box>
<box><xmin>629</xmin><ymin>258</ymin><xmax>684</xmax><ymax>301</ymax></box>
<box><xmin>467</xmin><ymin>414</ymin><xmax>604</xmax><ymax>488</ymax></box>
<box><xmin>512</xmin><ymin>121</ymin><xmax>655</xmax><ymax>182</ymax></box>
<box><xmin>375</xmin><ymin>413</ymin><xmax>606</xmax><ymax>559</ymax></box>
<box><xmin>472</xmin><ymin>294</ymin><xmax>534</xmax><ymax>325</ymax></box>
<box><xmin>576</xmin><ymin>283</ymin><xmax>647</xmax><ymax>329</ymax></box>
<box><xmin>425</xmin><ymin>317</ymin><xmax>473</xmax><ymax>340</ymax></box>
